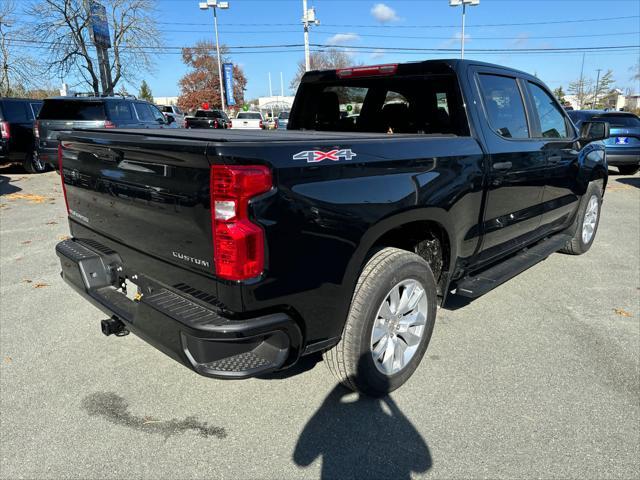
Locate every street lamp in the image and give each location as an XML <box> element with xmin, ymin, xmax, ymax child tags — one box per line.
<box><xmin>199</xmin><ymin>0</ymin><xmax>229</xmax><ymax>113</ymax></box>
<box><xmin>449</xmin><ymin>0</ymin><xmax>479</xmax><ymax>60</ymax></box>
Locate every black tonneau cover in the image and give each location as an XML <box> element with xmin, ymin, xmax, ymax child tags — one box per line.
<box><xmin>62</xmin><ymin>128</ymin><xmax>413</xmax><ymax>144</ymax></box>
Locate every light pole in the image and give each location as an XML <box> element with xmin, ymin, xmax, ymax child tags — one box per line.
<box><xmin>199</xmin><ymin>0</ymin><xmax>229</xmax><ymax>113</ymax></box>
<box><xmin>302</xmin><ymin>0</ymin><xmax>319</xmax><ymax>71</ymax></box>
<box><xmin>449</xmin><ymin>0</ymin><xmax>479</xmax><ymax>60</ymax></box>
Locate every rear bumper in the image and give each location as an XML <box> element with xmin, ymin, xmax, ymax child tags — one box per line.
<box><xmin>56</xmin><ymin>239</ymin><xmax>302</xmax><ymax>379</ymax></box>
<box><xmin>605</xmin><ymin>149</ymin><xmax>640</xmax><ymax>166</ymax></box>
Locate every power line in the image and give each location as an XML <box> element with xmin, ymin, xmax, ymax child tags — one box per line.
<box><xmin>147</xmin><ymin>14</ymin><xmax>639</xmax><ymax>28</ymax></box>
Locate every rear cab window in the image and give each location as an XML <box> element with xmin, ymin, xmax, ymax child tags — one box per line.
<box><xmin>595</xmin><ymin>115</ymin><xmax>640</xmax><ymax>128</ymax></box>
<box><xmin>290</xmin><ymin>70</ymin><xmax>468</xmax><ymax>135</ymax></box>
<box><xmin>237</xmin><ymin>112</ymin><xmax>262</xmax><ymax>120</ymax></box>
<box><xmin>39</xmin><ymin>100</ymin><xmax>106</xmax><ymax>121</ymax></box>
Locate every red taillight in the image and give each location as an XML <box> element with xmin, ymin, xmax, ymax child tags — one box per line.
<box><xmin>210</xmin><ymin>165</ymin><xmax>272</xmax><ymax>281</ymax></box>
<box><xmin>58</xmin><ymin>144</ymin><xmax>69</xmax><ymax>213</ymax></box>
<box><xmin>0</xmin><ymin>121</ymin><xmax>10</xmax><ymax>139</ymax></box>
<box><xmin>336</xmin><ymin>63</ymin><xmax>398</xmax><ymax>78</ymax></box>
<box><xmin>104</xmin><ymin>120</ymin><xmax>116</xmax><ymax>129</ymax></box>
<box><xmin>228</xmin><ymin>120</ymin><xmax>232</xmax><ymax>129</ymax></box>
<box><xmin>259</xmin><ymin>120</ymin><xmax>264</xmax><ymax>129</ymax></box>
<box><xmin>34</xmin><ymin>120</ymin><xmax>40</xmax><ymax>139</ymax></box>
<box><xmin>214</xmin><ymin>119</ymin><xmax>219</xmax><ymax>128</ymax></box>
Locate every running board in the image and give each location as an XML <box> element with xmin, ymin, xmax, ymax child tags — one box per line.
<box><xmin>455</xmin><ymin>234</ymin><xmax>571</xmax><ymax>298</ymax></box>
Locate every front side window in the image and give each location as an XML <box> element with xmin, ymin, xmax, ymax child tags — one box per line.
<box><xmin>478</xmin><ymin>74</ymin><xmax>529</xmax><ymax>139</ymax></box>
<box><xmin>528</xmin><ymin>82</ymin><xmax>569</xmax><ymax>138</ymax></box>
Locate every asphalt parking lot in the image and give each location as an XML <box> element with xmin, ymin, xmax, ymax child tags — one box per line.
<box><xmin>1</xmin><ymin>167</ymin><xmax>638</xmax><ymax>479</ymax></box>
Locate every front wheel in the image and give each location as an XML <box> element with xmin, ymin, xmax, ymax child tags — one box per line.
<box><xmin>617</xmin><ymin>165</ymin><xmax>639</xmax><ymax>176</ymax></box>
<box><xmin>323</xmin><ymin>247</ymin><xmax>437</xmax><ymax>396</ymax></box>
<box><xmin>560</xmin><ymin>182</ymin><xmax>602</xmax><ymax>255</ymax></box>
<box><xmin>22</xmin><ymin>151</ymin><xmax>47</xmax><ymax>174</ymax></box>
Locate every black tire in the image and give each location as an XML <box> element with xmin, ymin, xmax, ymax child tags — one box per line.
<box><xmin>323</xmin><ymin>247</ymin><xmax>437</xmax><ymax>396</ymax></box>
<box><xmin>560</xmin><ymin>182</ymin><xmax>602</xmax><ymax>255</ymax></box>
<box><xmin>617</xmin><ymin>165</ymin><xmax>639</xmax><ymax>176</ymax></box>
<box><xmin>22</xmin><ymin>151</ymin><xmax>47</xmax><ymax>174</ymax></box>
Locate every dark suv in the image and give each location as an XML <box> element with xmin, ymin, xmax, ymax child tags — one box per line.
<box><xmin>36</xmin><ymin>96</ymin><xmax>171</xmax><ymax>168</ymax></box>
<box><xmin>0</xmin><ymin>98</ymin><xmax>45</xmax><ymax>173</ymax></box>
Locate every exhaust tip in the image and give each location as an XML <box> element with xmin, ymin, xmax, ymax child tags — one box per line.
<box><xmin>101</xmin><ymin>317</ymin><xmax>129</xmax><ymax>337</ymax></box>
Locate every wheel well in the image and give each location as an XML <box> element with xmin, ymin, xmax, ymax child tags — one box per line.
<box><xmin>371</xmin><ymin>221</ymin><xmax>451</xmax><ymax>291</ymax></box>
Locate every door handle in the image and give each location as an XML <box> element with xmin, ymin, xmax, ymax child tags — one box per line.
<box><xmin>493</xmin><ymin>161</ymin><xmax>513</xmax><ymax>171</ymax></box>
<box><xmin>548</xmin><ymin>155</ymin><xmax>562</xmax><ymax>164</ymax></box>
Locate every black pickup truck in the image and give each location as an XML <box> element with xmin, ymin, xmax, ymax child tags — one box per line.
<box><xmin>184</xmin><ymin>109</ymin><xmax>231</xmax><ymax>129</ymax></box>
<box><xmin>55</xmin><ymin>60</ymin><xmax>609</xmax><ymax>396</ymax></box>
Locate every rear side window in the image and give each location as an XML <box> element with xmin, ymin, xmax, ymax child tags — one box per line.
<box><xmin>133</xmin><ymin>102</ymin><xmax>164</xmax><ymax>123</ymax></box>
<box><xmin>478</xmin><ymin>74</ymin><xmax>529</xmax><ymax>139</ymax></box>
<box><xmin>527</xmin><ymin>82</ymin><xmax>569</xmax><ymax>138</ymax></box>
<box><xmin>0</xmin><ymin>101</ymin><xmax>30</xmax><ymax>123</ymax></box>
<box><xmin>38</xmin><ymin>100</ymin><xmax>106</xmax><ymax>120</ymax></box>
<box><xmin>106</xmin><ymin>101</ymin><xmax>135</xmax><ymax>123</ymax></box>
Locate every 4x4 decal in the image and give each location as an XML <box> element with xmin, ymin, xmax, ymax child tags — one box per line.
<box><xmin>293</xmin><ymin>149</ymin><xmax>357</xmax><ymax>163</ymax></box>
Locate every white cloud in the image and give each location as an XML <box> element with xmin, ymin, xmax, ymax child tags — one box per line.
<box><xmin>327</xmin><ymin>33</ymin><xmax>360</xmax><ymax>46</ymax></box>
<box><xmin>371</xmin><ymin>3</ymin><xmax>398</xmax><ymax>23</ymax></box>
<box><xmin>370</xmin><ymin>49</ymin><xmax>385</xmax><ymax>60</ymax></box>
<box><xmin>441</xmin><ymin>31</ymin><xmax>471</xmax><ymax>48</ymax></box>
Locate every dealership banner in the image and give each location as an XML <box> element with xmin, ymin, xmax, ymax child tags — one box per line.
<box><xmin>223</xmin><ymin>63</ymin><xmax>236</xmax><ymax>106</ymax></box>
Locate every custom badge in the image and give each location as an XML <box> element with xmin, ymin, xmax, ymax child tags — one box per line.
<box><xmin>293</xmin><ymin>149</ymin><xmax>357</xmax><ymax>163</ymax></box>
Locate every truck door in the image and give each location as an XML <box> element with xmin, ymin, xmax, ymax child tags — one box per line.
<box><xmin>472</xmin><ymin>70</ymin><xmax>548</xmax><ymax>266</ymax></box>
<box><xmin>522</xmin><ymin>80</ymin><xmax>580</xmax><ymax>234</ymax></box>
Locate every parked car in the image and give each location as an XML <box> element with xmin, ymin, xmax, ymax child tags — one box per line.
<box><xmin>277</xmin><ymin>111</ymin><xmax>290</xmax><ymax>129</ymax></box>
<box><xmin>157</xmin><ymin>105</ymin><xmax>185</xmax><ymax>127</ymax></box>
<box><xmin>232</xmin><ymin>111</ymin><xmax>264</xmax><ymax>129</ymax></box>
<box><xmin>56</xmin><ymin>59</ymin><xmax>609</xmax><ymax>396</ymax></box>
<box><xmin>0</xmin><ymin>97</ymin><xmax>45</xmax><ymax>173</ymax></box>
<box><xmin>567</xmin><ymin>110</ymin><xmax>639</xmax><ymax>175</ymax></box>
<box><xmin>36</xmin><ymin>95</ymin><xmax>170</xmax><ymax>168</ymax></box>
<box><xmin>184</xmin><ymin>109</ymin><xmax>230</xmax><ymax>129</ymax></box>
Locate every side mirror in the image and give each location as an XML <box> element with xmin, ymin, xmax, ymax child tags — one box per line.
<box><xmin>579</xmin><ymin>121</ymin><xmax>609</xmax><ymax>142</ymax></box>
<box><xmin>166</xmin><ymin>114</ymin><xmax>175</xmax><ymax>124</ymax></box>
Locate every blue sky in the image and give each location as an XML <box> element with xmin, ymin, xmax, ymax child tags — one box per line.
<box><xmin>16</xmin><ymin>0</ymin><xmax>640</xmax><ymax>99</ymax></box>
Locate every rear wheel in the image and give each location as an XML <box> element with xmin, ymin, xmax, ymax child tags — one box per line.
<box><xmin>323</xmin><ymin>247</ymin><xmax>437</xmax><ymax>396</ymax></box>
<box><xmin>617</xmin><ymin>165</ymin><xmax>639</xmax><ymax>175</ymax></box>
<box><xmin>560</xmin><ymin>182</ymin><xmax>602</xmax><ymax>255</ymax></box>
<box><xmin>22</xmin><ymin>151</ymin><xmax>47</xmax><ymax>174</ymax></box>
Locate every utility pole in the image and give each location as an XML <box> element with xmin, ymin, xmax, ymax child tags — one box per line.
<box><xmin>449</xmin><ymin>0</ymin><xmax>479</xmax><ymax>60</ymax></box>
<box><xmin>578</xmin><ymin>53</ymin><xmax>586</xmax><ymax>109</ymax></box>
<box><xmin>593</xmin><ymin>68</ymin><xmax>602</xmax><ymax>109</ymax></box>
<box><xmin>199</xmin><ymin>1</ymin><xmax>230</xmax><ymax>113</ymax></box>
<box><xmin>302</xmin><ymin>0</ymin><xmax>319</xmax><ymax>71</ymax></box>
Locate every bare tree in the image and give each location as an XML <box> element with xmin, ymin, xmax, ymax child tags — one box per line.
<box><xmin>28</xmin><ymin>0</ymin><xmax>162</xmax><ymax>95</ymax></box>
<box><xmin>0</xmin><ymin>1</ymin><xmax>41</xmax><ymax>96</ymax></box>
<box><xmin>290</xmin><ymin>49</ymin><xmax>356</xmax><ymax>90</ymax></box>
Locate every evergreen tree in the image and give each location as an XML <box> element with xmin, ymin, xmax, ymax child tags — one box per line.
<box><xmin>139</xmin><ymin>80</ymin><xmax>153</xmax><ymax>102</ymax></box>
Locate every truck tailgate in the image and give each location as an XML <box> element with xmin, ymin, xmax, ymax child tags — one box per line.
<box><xmin>60</xmin><ymin>131</ymin><xmax>214</xmax><ymax>274</ymax></box>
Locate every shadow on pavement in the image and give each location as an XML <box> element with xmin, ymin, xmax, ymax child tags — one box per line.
<box><xmin>616</xmin><ymin>176</ymin><xmax>640</xmax><ymax>189</ymax></box>
<box><xmin>257</xmin><ymin>352</ymin><xmax>324</xmax><ymax>380</ymax></box>
<box><xmin>293</xmin><ymin>357</ymin><xmax>431</xmax><ymax>479</ymax></box>
<box><xmin>0</xmin><ymin>175</ymin><xmax>21</xmax><ymax>195</ymax></box>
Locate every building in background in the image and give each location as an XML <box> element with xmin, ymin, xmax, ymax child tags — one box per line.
<box><xmin>154</xmin><ymin>96</ymin><xmax>179</xmax><ymax>105</ymax></box>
